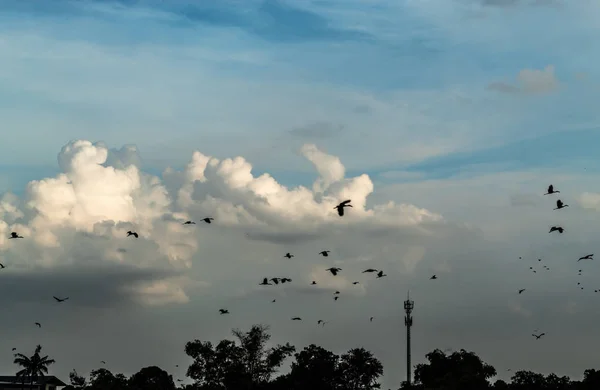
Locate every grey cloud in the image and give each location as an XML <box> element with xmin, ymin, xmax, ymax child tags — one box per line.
<box><xmin>288</xmin><ymin>122</ymin><xmax>344</xmax><ymax>140</ymax></box>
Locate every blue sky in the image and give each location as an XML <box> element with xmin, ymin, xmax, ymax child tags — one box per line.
<box><xmin>1</xmin><ymin>0</ymin><xmax>600</xmax><ymax>192</ymax></box>
<box><xmin>3</xmin><ymin>1</ymin><xmax>600</xmax><ymax>387</ymax></box>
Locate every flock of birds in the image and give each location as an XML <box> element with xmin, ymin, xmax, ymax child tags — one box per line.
<box><xmin>2</xmin><ymin>188</ymin><xmax>594</xmax><ymax>378</ymax></box>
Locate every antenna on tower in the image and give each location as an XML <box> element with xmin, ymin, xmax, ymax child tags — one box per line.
<box><xmin>404</xmin><ymin>291</ymin><xmax>415</xmax><ymax>385</ymax></box>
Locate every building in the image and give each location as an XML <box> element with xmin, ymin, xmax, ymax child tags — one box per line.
<box><xmin>0</xmin><ymin>376</ymin><xmax>66</xmax><ymax>390</ymax></box>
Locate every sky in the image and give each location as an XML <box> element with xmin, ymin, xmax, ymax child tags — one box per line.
<box><xmin>1</xmin><ymin>0</ymin><xmax>600</xmax><ymax>388</ymax></box>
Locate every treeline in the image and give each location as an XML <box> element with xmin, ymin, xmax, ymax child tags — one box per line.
<box><xmin>35</xmin><ymin>324</ymin><xmax>596</xmax><ymax>389</ymax></box>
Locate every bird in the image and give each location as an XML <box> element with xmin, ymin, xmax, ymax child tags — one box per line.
<box><xmin>202</xmin><ymin>217</ymin><xmax>214</xmax><ymax>224</ymax></box>
<box><xmin>532</xmin><ymin>333</ymin><xmax>545</xmax><ymax>340</ymax></box>
<box><xmin>183</xmin><ymin>220</ymin><xmax>196</xmax><ymax>225</ymax></box>
<box><xmin>270</xmin><ymin>278</ymin><xmax>280</xmax><ymax>285</ymax></box>
<box><xmin>549</xmin><ymin>226</ymin><xmax>564</xmax><ymax>234</ymax></box>
<box><xmin>311</xmin><ymin>281</ymin><xmax>317</xmax><ymax>285</ymax></box>
<box><xmin>334</xmin><ymin>296</ymin><xmax>339</xmax><ymax>301</ymax></box>
<box><xmin>553</xmin><ymin>200</ymin><xmax>568</xmax><ymax>210</ymax></box>
<box><xmin>334</xmin><ymin>291</ymin><xmax>340</xmax><ymax>295</ymax></box>
<box><xmin>578</xmin><ymin>254</ymin><xmax>594</xmax><ymax>262</ymax></box>
<box><xmin>326</xmin><ymin>267</ymin><xmax>342</xmax><ymax>276</ymax></box>
<box><xmin>352</xmin><ymin>281</ymin><xmax>360</xmax><ymax>285</ymax></box>
<box><xmin>272</xmin><ymin>299</ymin><xmax>276</xmax><ymax>303</ymax></box>
<box><xmin>334</xmin><ymin>200</ymin><xmax>352</xmax><ymax>217</ymax></box>
<box><xmin>0</xmin><ymin>263</ymin><xmax>4</xmax><ymax>269</ymax></box>
<box><xmin>291</xmin><ymin>317</ymin><xmax>302</xmax><ymax>321</ymax></box>
<box><xmin>376</xmin><ymin>270</ymin><xmax>387</xmax><ymax>278</ymax></box>
<box><xmin>518</xmin><ymin>289</ymin><xmax>526</xmax><ymax>294</ymax></box>
<box><xmin>101</xmin><ymin>361</ymin><xmax>106</xmax><ymax>365</ymax></box>
<box><xmin>362</xmin><ymin>268</ymin><xmax>378</xmax><ymax>273</ymax></box>
<box><xmin>430</xmin><ymin>275</ymin><xmax>437</xmax><ymax>280</ymax></box>
<box><xmin>126</xmin><ymin>231</ymin><xmax>138</xmax><ymax>238</ymax></box>
<box><xmin>175</xmin><ymin>365</ymin><xmax>179</xmax><ymax>368</ymax></box>
<box><xmin>8</xmin><ymin>232</ymin><xmax>23</xmax><ymax>239</ymax></box>
<box><xmin>280</xmin><ymin>278</ymin><xmax>292</xmax><ymax>283</ymax></box>
<box><xmin>35</xmin><ymin>322</ymin><xmax>41</xmax><ymax>328</ymax></box>
<box><xmin>317</xmin><ymin>320</ymin><xmax>327</xmax><ymax>326</ymax></box>
<box><xmin>544</xmin><ymin>185</ymin><xmax>559</xmax><ymax>195</ymax></box>
<box><xmin>284</xmin><ymin>253</ymin><xmax>294</xmax><ymax>259</ymax></box>
<box><xmin>219</xmin><ymin>309</ymin><xmax>229</xmax><ymax>315</ymax></box>
<box><xmin>319</xmin><ymin>250</ymin><xmax>330</xmax><ymax>257</ymax></box>
<box><xmin>370</xmin><ymin>317</ymin><xmax>374</xmax><ymax>322</ymax></box>
<box><xmin>53</xmin><ymin>296</ymin><xmax>69</xmax><ymax>303</ymax></box>
<box><xmin>259</xmin><ymin>278</ymin><xmax>272</xmax><ymax>286</ymax></box>
<box><xmin>11</xmin><ymin>348</ymin><xmax>16</xmax><ymax>351</ymax></box>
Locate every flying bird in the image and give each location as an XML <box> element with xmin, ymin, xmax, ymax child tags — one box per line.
<box><xmin>518</xmin><ymin>289</ymin><xmax>526</xmax><ymax>294</ymax></box>
<box><xmin>202</xmin><ymin>217</ymin><xmax>214</xmax><ymax>224</ymax></box>
<box><xmin>272</xmin><ymin>299</ymin><xmax>276</xmax><ymax>303</ymax></box>
<box><xmin>544</xmin><ymin>185</ymin><xmax>559</xmax><ymax>195</ymax></box>
<box><xmin>183</xmin><ymin>220</ymin><xmax>196</xmax><ymax>225</ymax></box>
<box><xmin>259</xmin><ymin>278</ymin><xmax>272</xmax><ymax>286</ymax></box>
<box><xmin>319</xmin><ymin>250</ymin><xmax>330</xmax><ymax>257</ymax></box>
<box><xmin>532</xmin><ymin>333</ymin><xmax>546</xmax><ymax>340</ymax></box>
<box><xmin>334</xmin><ymin>291</ymin><xmax>340</xmax><ymax>295</ymax></box>
<box><xmin>352</xmin><ymin>281</ymin><xmax>360</xmax><ymax>285</ymax></box>
<box><xmin>317</xmin><ymin>320</ymin><xmax>327</xmax><ymax>326</ymax></box>
<box><xmin>284</xmin><ymin>253</ymin><xmax>294</xmax><ymax>259</ymax></box>
<box><xmin>280</xmin><ymin>278</ymin><xmax>292</xmax><ymax>283</ymax></box>
<box><xmin>311</xmin><ymin>281</ymin><xmax>317</xmax><ymax>285</ymax></box>
<box><xmin>370</xmin><ymin>317</ymin><xmax>374</xmax><ymax>322</ymax></box>
<box><xmin>8</xmin><ymin>232</ymin><xmax>23</xmax><ymax>239</ymax></box>
<box><xmin>219</xmin><ymin>309</ymin><xmax>229</xmax><ymax>315</ymax></box>
<box><xmin>271</xmin><ymin>278</ymin><xmax>280</xmax><ymax>285</ymax></box>
<box><xmin>101</xmin><ymin>361</ymin><xmax>106</xmax><ymax>365</ymax></box>
<box><xmin>578</xmin><ymin>254</ymin><xmax>594</xmax><ymax>262</ymax></box>
<box><xmin>35</xmin><ymin>322</ymin><xmax>41</xmax><ymax>328</ymax></box>
<box><xmin>291</xmin><ymin>317</ymin><xmax>302</xmax><ymax>321</ymax></box>
<box><xmin>11</xmin><ymin>348</ymin><xmax>16</xmax><ymax>351</ymax></box>
<box><xmin>549</xmin><ymin>226</ymin><xmax>564</xmax><ymax>234</ymax></box>
<box><xmin>334</xmin><ymin>200</ymin><xmax>353</xmax><ymax>217</ymax></box>
<box><xmin>362</xmin><ymin>268</ymin><xmax>378</xmax><ymax>273</ymax></box>
<box><xmin>553</xmin><ymin>200</ymin><xmax>568</xmax><ymax>210</ymax></box>
<box><xmin>430</xmin><ymin>275</ymin><xmax>437</xmax><ymax>280</ymax></box>
<box><xmin>126</xmin><ymin>231</ymin><xmax>138</xmax><ymax>238</ymax></box>
<box><xmin>0</xmin><ymin>263</ymin><xmax>4</xmax><ymax>269</ymax></box>
<box><xmin>53</xmin><ymin>296</ymin><xmax>69</xmax><ymax>303</ymax></box>
<box><xmin>334</xmin><ymin>296</ymin><xmax>339</xmax><ymax>301</ymax></box>
<box><xmin>376</xmin><ymin>270</ymin><xmax>387</xmax><ymax>278</ymax></box>
<box><xmin>326</xmin><ymin>267</ymin><xmax>342</xmax><ymax>276</ymax></box>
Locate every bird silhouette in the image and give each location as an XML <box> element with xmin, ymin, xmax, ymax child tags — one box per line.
<box><xmin>326</xmin><ymin>267</ymin><xmax>342</xmax><ymax>276</ymax></box>
<box><xmin>291</xmin><ymin>317</ymin><xmax>302</xmax><ymax>321</ymax></box>
<box><xmin>126</xmin><ymin>231</ymin><xmax>138</xmax><ymax>238</ymax></box>
<box><xmin>544</xmin><ymin>185</ymin><xmax>559</xmax><ymax>195</ymax></box>
<box><xmin>202</xmin><ymin>217</ymin><xmax>214</xmax><ymax>224</ymax></box>
<box><xmin>219</xmin><ymin>309</ymin><xmax>229</xmax><ymax>315</ymax></box>
<box><xmin>370</xmin><ymin>317</ymin><xmax>374</xmax><ymax>322</ymax></box>
<box><xmin>334</xmin><ymin>200</ymin><xmax>352</xmax><ymax>216</ymax></box>
<box><xmin>317</xmin><ymin>320</ymin><xmax>327</xmax><ymax>326</ymax></box>
<box><xmin>578</xmin><ymin>254</ymin><xmax>594</xmax><ymax>262</ymax></box>
<box><xmin>284</xmin><ymin>253</ymin><xmax>294</xmax><ymax>259</ymax></box>
<box><xmin>553</xmin><ymin>200</ymin><xmax>568</xmax><ymax>210</ymax></box>
<box><xmin>183</xmin><ymin>220</ymin><xmax>196</xmax><ymax>225</ymax></box>
<box><xmin>101</xmin><ymin>361</ymin><xmax>106</xmax><ymax>364</ymax></box>
<box><xmin>259</xmin><ymin>278</ymin><xmax>272</xmax><ymax>286</ymax></box>
<box><xmin>334</xmin><ymin>291</ymin><xmax>340</xmax><ymax>295</ymax></box>
<box><xmin>518</xmin><ymin>289</ymin><xmax>526</xmax><ymax>294</ymax></box>
<box><xmin>319</xmin><ymin>250</ymin><xmax>330</xmax><ymax>257</ymax></box>
<box><xmin>334</xmin><ymin>296</ymin><xmax>339</xmax><ymax>301</ymax></box>
<box><xmin>376</xmin><ymin>270</ymin><xmax>387</xmax><ymax>278</ymax></box>
<box><xmin>430</xmin><ymin>275</ymin><xmax>437</xmax><ymax>280</ymax></box>
<box><xmin>272</xmin><ymin>299</ymin><xmax>276</xmax><ymax>303</ymax></box>
<box><xmin>311</xmin><ymin>281</ymin><xmax>317</xmax><ymax>285</ymax></box>
<box><xmin>532</xmin><ymin>333</ymin><xmax>545</xmax><ymax>340</ymax></box>
<box><xmin>549</xmin><ymin>226</ymin><xmax>564</xmax><ymax>234</ymax></box>
<box><xmin>35</xmin><ymin>322</ymin><xmax>41</xmax><ymax>328</ymax></box>
<box><xmin>53</xmin><ymin>296</ymin><xmax>69</xmax><ymax>303</ymax></box>
<box><xmin>362</xmin><ymin>268</ymin><xmax>378</xmax><ymax>273</ymax></box>
<box><xmin>280</xmin><ymin>278</ymin><xmax>292</xmax><ymax>283</ymax></box>
<box><xmin>352</xmin><ymin>281</ymin><xmax>360</xmax><ymax>285</ymax></box>
<box><xmin>0</xmin><ymin>263</ymin><xmax>4</xmax><ymax>269</ymax></box>
<box><xmin>8</xmin><ymin>232</ymin><xmax>23</xmax><ymax>239</ymax></box>
<box><xmin>271</xmin><ymin>278</ymin><xmax>280</xmax><ymax>285</ymax></box>
<box><xmin>11</xmin><ymin>348</ymin><xmax>16</xmax><ymax>351</ymax></box>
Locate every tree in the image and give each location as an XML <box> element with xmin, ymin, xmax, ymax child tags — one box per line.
<box><xmin>581</xmin><ymin>369</ymin><xmax>600</xmax><ymax>390</ymax></box>
<box><xmin>414</xmin><ymin>349</ymin><xmax>496</xmax><ymax>390</ymax></box>
<box><xmin>185</xmin><ymin>324</ymin><xmax>295</xmax><ymax>389</ymax></box>
<box><xmin>87</xmin><ymin>368</ymin><xmax>129</xmax><ymax>390</ymax></box>
<box><xmin>337</xmin><ymin>347</ymin><xmax>384</xmax><ymax>390</ymax></box>
<box><xmin>13</xmin><ymin>344</ymin><xmax>56</xmax><ymax>389</ymax></box>
<box><xmin>284</xmin><ymin>344</ymin><xmax>341</xmax><ymax>390</ymax></box>
<box><xmin>62</xmin><ymin>369</ymin><xmax>88</xmax><ymax>389</ymax></box>
<box><xmin>129</xmin><ymin>366</ymin><xmax>176</xmax><ymax>390</ymax></box>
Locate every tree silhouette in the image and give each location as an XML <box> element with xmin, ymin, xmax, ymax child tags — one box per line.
<box><xmin>87</xmin><ymin>368</ymin><xmax>128</xmax><ymax>390</ymax></box>
<box><xmin>128</xmin><ymin>366</ymin><xmax>175</xmax><ymax>390</ymax></box>
<box><xmin>413</xmin><ymin>348</ymin><xmax>496</xmax><ymax>390</ymax></box>
<box><xmin>62</xmin><ymin>369</ymin><xmax>88</xmax><ymax>389</ymax></box>
<box><xmin>284</xmin><ymin>344</ymin><xmax>341</xmax><ymax>389</ymax></box>
<box><xmin>581</xmin><ymin>369</ymin><xmax>600</xmax><ymax>390</ymax></box>
<box><xmin>185</xmin><ymin>324</ymin><xmax>295</xmax><ymax>389</ymax></box>
<box><xmin>337</xmin><ymin>347</ymin><xmax>384</xmax><ymax>390</ymax></box>
<box><xmin>13</xmin><ymin>344</ymin><xmax>56</xmax><ymax>389</ymax></box>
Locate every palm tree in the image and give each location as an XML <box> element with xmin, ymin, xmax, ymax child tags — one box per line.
<box><xmin>13</xmin><ymin>344</ymin><xmax>56</xmax><ymax>389</ymax></box>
